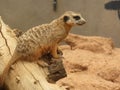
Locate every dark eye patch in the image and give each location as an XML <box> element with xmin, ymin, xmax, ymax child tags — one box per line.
<box><xmin>73</xmin><ymin>16</ymin><xmax>80</xmax><ymax>20</ymax></box>
<box><xmin>63</xmin><ymin>16</ymin><xmax>69</xmax><ymax>22</ymax></box>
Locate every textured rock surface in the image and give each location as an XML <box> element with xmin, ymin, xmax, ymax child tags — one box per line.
<box><xmin>57</xmin><ymin>33</ymin><xmax>120</xmax><ymax>90</ymax></box>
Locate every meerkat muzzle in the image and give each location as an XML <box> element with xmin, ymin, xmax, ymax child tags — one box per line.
<box><xmin>77</xmin><ymin>18</ymin><xmax>86</xmax><ymax>25</ymax></box>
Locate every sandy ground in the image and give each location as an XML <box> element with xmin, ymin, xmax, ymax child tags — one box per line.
<box><xmin>57</xmin><ymin>33</ymin><xmax>120</xmax><ymax>90</ymax></box>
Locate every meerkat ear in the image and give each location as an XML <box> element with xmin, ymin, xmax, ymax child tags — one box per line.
<box><xmin>63</xmin><ymin>16</ymin><xmax>69</xmax><ymax>22</ymax></box>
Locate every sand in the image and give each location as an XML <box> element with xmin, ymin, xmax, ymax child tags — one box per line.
<box><xmin>57</xmin><ymin>33</ymin><xmax>120</xmax><ymax>90</ymax></box>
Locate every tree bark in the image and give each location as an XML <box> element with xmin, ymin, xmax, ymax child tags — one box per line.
<box><xmin>0</xmin><ymin>17</ymin><xmax>65</xmax><ymax>90</ymax></box>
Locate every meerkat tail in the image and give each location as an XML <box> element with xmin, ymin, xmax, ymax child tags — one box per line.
<box><xmin>0</xmin><ymin>53</ymin><xmax>20</xmax><ymax>86</ymax></box>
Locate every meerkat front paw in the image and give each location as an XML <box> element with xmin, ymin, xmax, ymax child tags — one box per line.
<box><xmin>37</xmin><ymin>60</ymin><xmax>48</xmax><ymax>67</ymax></box>
<box><xmin>52</xmin><ymin>54</ymin><xmax>60</xmax><ymax>59</ymax></box>
<box><xmin>52</xmin><ymin>55</ymin><xmax>64</xmax><ymax>61</ymax></box>
<box><xmin>57</xmin><ymin>48</ymin><xmax>63</xmax><ymax>55</ymax></box>
<box><xmin>52</xmin><ymin>50</ymin><xmax>63</xmax><ymax>59</ymax></box>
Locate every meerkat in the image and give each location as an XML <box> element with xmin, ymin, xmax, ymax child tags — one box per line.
<box><xmin>0</xmin><ymin>11</ymin><xmax>86</xmax><ymax>85</ymax></box>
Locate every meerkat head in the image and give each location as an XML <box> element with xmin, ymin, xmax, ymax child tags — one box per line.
<box><xmin>62</xmin><ymin>11</ymin><xmax>86</xmax><ymax>26</ymax></box>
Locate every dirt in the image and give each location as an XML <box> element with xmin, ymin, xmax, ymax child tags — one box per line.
<box><xmin>57</xmin><ymin>33</ymin><xmax>120</xmax><ymax>90</ymax></box>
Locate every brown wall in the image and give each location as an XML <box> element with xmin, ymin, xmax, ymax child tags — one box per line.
<box><xmin>0</xmin><ymin>0</ymin><xmax>120</xmax><ymax>47</ymax></box>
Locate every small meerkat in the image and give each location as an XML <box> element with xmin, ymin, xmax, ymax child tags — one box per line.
<box><xmin>0</xmin><ymin>11</ymin><xmax>86</xmax><ymax>85</ymax></box>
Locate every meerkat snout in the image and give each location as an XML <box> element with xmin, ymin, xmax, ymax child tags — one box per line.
<box><xmin>72</xmin><ymin>15</ymin><xmax>86</xmax><ymax>25</ymax></box>
<box><xmin>76</xmin><ymin>17</ymin><xmax>86</xmax><ymax>25</ymax></box>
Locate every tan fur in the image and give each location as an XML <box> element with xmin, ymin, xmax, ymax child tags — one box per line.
<box><xmin>0</xmin><ymin>11</ymin><xmax>86</xmax><ymax>85</ymax></box>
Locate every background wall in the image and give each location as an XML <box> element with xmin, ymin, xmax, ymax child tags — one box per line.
<box><xmin>0</xmin><ymin>0</ymin><xmax>120</xmax><ymax>47</ymax></box>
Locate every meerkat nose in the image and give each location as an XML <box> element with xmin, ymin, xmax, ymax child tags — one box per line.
<box><xmin>81</xmin><ymin>18</ymin><xmax>86</xmax><ymax>24</ymax></box>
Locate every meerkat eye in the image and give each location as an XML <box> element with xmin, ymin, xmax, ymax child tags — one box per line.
<box><xmin>73</xmin><ymin>16</ymin><xmax>80</xmax><ymax>20</ymax></box>
<box><xmin>63</xmin><ymin>16</ymin><xmax>69</xmax><ymax>22</ymax></box>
